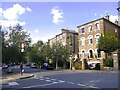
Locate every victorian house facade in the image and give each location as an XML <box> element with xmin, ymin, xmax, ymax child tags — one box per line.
<box><xmin>48</xmin><ymin>28</ymin><xmax>78</xmax><ymax>56</ymax></box>
<box><xmin>77</xmin><ymin>15</ymin><xmax>120</xmax><ymax>69</ymax></box>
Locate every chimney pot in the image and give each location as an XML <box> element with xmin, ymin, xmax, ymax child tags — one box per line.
<box><xmin>105</xmin><ymin>13</ymin><xmax>109</xmax><ymax>20</ymax></box>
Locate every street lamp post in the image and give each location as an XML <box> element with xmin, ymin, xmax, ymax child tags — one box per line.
<box><xmin>54</xmin><ymin>48</ymin><xmax>58</xmax><ymax>69</ymax></box>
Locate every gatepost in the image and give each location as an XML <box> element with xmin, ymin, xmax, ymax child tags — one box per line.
<box><xmin>112</xmin><ymin>51</ymin><xmax>118</xmax><ymax>70</ymax></box>
<box><xmin>82</xmin><ymin>59</ymin><xmax>85</xmax><ymax>70</ymax></box>
<box><xmin>100</xmin><ymin>58</ymin><xmax>104</xmax><ymax>70</ymax></box>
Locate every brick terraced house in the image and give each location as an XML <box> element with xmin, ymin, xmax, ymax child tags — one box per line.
<box><xmin>77</xmin><ymin>15</ymin><xmax>120</xmax><ymax>69</ymax></box>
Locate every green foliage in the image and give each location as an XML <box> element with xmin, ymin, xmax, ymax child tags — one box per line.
<box><xmin>27</xmin><ymin>40</ymin><xmax>45</xmax><ymax>66</ymax></box>
<box><xmin>98</xmin><ymin>34</ymin><xmax>119</xmax><ymax>54</ymax></box>
<box><xmin>2</xmin><ymin>24</ymin><xmax>31</xmax><ymax>63</ymax></box>
<box><xmin>73</xmin><ymin>61</ymin><xmax>82</xmax><ymax>70</ymax></box>
<box><xmin>50</xmin><ymin>42</ymin><xmax>69</xmax><ymax>69</ymax></box>
<box><xmin>103</xmin><ymin>59</ymin><xmax>113</xmax><ymax>67</ymax></box>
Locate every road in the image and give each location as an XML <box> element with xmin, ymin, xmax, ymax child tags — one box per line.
<box><xmin>2</xmin><ymin>65</ymin><xmax>59</xmax><ymax>76</ymax></box>
<box><xmin>2</xmin><ymin>68</ymin><xmax>118</xmax><ymax>89</ymax></box>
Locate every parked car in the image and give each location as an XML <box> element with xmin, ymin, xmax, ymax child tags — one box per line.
<box><xmin>2</xmin><ymin>63</ymin><xmax>8</xmax><ymax>69</ymax></box>
<box><xmin>25</xmin><ymin>62</ymin><xmax>30</xmax><ymax>67</ymax></box>
<box><xmin>41</xmin><ymin>63</ymin><xmax>54</xmax><ymax>70</ymax></box>
<box><xmin>30</xmin><ymin>63</ymin><xmax>37</xmax><ymax>68</ymax></box>
<box><xmin>88</xmin><ymin>63</ymin><xmax>100</xmax><ymax>70</ymax></box>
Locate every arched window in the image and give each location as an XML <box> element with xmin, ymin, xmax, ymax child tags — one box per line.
<box><xmin>97</xmin><ymin>49</ymin><xmax>101</xmax><ymax>58</ymax></box>
<box><xmin>95</xmin><ymin>33</ymin><xmax>101</xmax><ymax>44</ymax></box>
<box><xmin>95</xmin><ymin>23</ymin><xmax>100</xmax><ymax>30</ymax></box>
<box><xmin>87</xmin><ymin>35</ymin><xmax>93</xmax><ymax>45</ymax></box>
<box><xmin>82</xmin><ymin>50</ymin><xmax>85</xmax><ymax>59</ymax></box>
<box><xmin>88</xmin><ymin>25</ymin><xmax>92</xmax><ymax>32</ymax></box>
<box><xmin>89</xmin><ymin>50</ymin><xmax>93</xmax><ymax>58</ymax></box>
<box><xmin>81</xmin><ymin>37</ymin><xmax>85</xmax><ymax>46</ymax></box>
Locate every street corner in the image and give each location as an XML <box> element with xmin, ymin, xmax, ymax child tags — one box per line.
<box><xmin>19</xmin><ymin>73</ymin><xmax>35</xmax><ymax>79</ymax></box>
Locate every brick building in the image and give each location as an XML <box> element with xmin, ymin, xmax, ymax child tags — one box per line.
<box><xmin>48</xmin><ymin>28</ymin><xmax>78</xmax><ymax>56</ymax></box>
<box><xmin>77</xmin><ymin>15</ymin><xmax>120</xmax><ymax>69</ymax></box>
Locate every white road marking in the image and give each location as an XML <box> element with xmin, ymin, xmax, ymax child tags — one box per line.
<box><xmin>78</xmin><ymin>83</ymin><xmax>86</xmax><ymax>86</ymax></box>
<box><xmin>23</xmin><ymin>82</ymin><xmax>62</xmax><ymax>88</ymax></box>
<box><xmin>35</xmin><ymin>77</ymin><xmax>39</xmax><ymax>79</ymax></box>
<box><xmin>67</xmin><ymin>82</ymin><xmax>74</xmax><ymax>84</ymax></box>
<box><xmin>58</xmin><ymin>80</ymin><xmax>65</xmax><ymax>83</ymax></box>
<box><xmin>45</xmin><ymin>78</ymin><xmax>50</xmax><ymax>79</ymax></box>
<box><xmin>90</xmin><ymin>86</ymin><xmax>99</xmax><ymax>88</ymax></box>
<box><xmin>35</xmin><ymin>77</ymin><xmax>100</xmax><ymax>89</ymax></box>
<box><xmin>8</xmin><ymin>82</ymin><xmax>19</xmax><ymax>86</ymax></box>
<box><xmin>39</xmin><ymin>77</ymin><xmax>44</xmax><ymax>78</ymax></box>
<box><xmin>51</xmin><ymin>79</ymin><xmax>56</xmax><ymax>80</ymax></box>
<box><xmin>52</xmin><ymin>82</ymin><xmax>58</xmax><ymax>84</ymax></box>
<box><xmin>46</xmin><ymin>80</ymin><xmax>51</xmax><ymax>82</ymax></box>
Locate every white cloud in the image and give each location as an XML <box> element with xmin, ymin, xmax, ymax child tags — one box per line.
<box><xmin>3</xmin><ymin>4</ymin><xmax>31</xmax><ymax>20</ymax></box>
<box><xmin>34</xmin><ymin>29</ymin><xmax>39</xmax><ymax>33</ymax></box>
<box><xmin>31</xmin><ymin>37</ymin><xmax>41</xmax><ymax>44</ymax></box>
<box><xmin>26</xmin><ymin>7</ymin><xmax>31</xmax><ymax>12</ymax></box>
<box><xmin>109</xmin><ymin>15</ymin><xmax>120</xmax><ymax>25</ymax></box>
<box><xmin>0</xmin><ymin>20</ymin><xmax>26</xmax><ymax>27</ymax></box>
<box><xmin>109</xmin><ymin>15</ymin><xmax>118</xmax><ymax>22</ymax></box>
<box><xmin>0</xmin><ymin>8</ymin><xmax>3</xmax><ymax>16</ymax></box>
<box><xmin>51</xmin><ymin>6</ymin><xmax>64</xmax><ymax>24</ymax></box>
<box><xmin>0</xmin><ymin>3</ymin><xmax>31</xmax><ymax>28</ymax></box>
<box><xmin>94</xmin><ymin>13</ymin><xmax>97</xmax><ymax>16</ymax></box>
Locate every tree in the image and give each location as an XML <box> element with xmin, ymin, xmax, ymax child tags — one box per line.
<box><xmin>50</xmin><ymin>42</ymin><xmax>69</xmax><ymax>69</ymax></box>
<box><xmin>8</xmin><ymin>24</ymin><xmax>31</xmax><ymax>47</ymax></box>
<box><xmin>2</xmin><ymin>24</ymin><xmax>32</xmax><ymax>63</ymax></box>
<box><xmin>98</xmin><ymin>34</ymin><xmax>119</xmax><ymax>60</ymax></box>
<box><xmin>27</xmin><ymin>40</ymin><xmax>45</xmax><ymax>67</ymax></box>
<box><xmin>98</xmin><ymin>34</ymin><xmax>120</xmax><ymax>67</ymax></box>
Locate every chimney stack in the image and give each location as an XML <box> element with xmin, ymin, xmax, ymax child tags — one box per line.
<box><xmin>105</xmin><ymin>13</ymin><xmax>109</xmax><ymax>20</ymax></box>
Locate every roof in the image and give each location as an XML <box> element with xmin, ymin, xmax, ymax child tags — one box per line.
<box><xmin>61</xmin><ymin>28</ymin><xmax>78</xmax><ymax>34</ymax></box>
<box><xmin>77</xmin><ymin>17</ymin><xmax>120</xmax><ymax>28</ymax></box>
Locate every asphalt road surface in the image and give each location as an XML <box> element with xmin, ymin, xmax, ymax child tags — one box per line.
<box><xmin>2</xmin><ymin>71</ymin><xmax>118</xmax><ymax>89</ymax></box>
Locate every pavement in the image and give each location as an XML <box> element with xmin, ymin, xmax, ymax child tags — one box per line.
<box><xmin>1</xmin><ymin>73</ymin><xmax>34</xmax><ymax>84</ymax></box>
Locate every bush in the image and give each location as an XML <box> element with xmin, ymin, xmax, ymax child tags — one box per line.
<box><xmin>73</xmin><ymin>61</ymin><xmax>82</xmax><ymax>70</ymax></box>
<box><xmin>103</xmin><ymin>59</ymin><xmax>113</xmax><ymax>67</ymax></box>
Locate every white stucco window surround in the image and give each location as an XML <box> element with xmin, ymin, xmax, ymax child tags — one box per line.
<box><xmin>80</xmin><ymin>37</ymin><xmax>85</xmax><ymax>46</ymax></box>
<box><xmin>95</xmin><ymin>49</ymin><xmax>101</xmax><ymax>59</ymax></box>
<box><xmin>94</xmin><ymin>21</ymin><xmax>100</xmax><ymax>30</ymax></box>
<box><xmin>87</xmin><ymin>24</ymin><xmax>92</xmax><ymax>32</ymax></box>
<box><xmin>88</xmin><ymin>48</ymin><xmax>94</xmax><ymax>59</ymax></box>
<box><xmin>87</xmin><ymin>35</ymin><xmax>93</xmax><ymax>45</ymax></box>
<box><xmin>80</xmin><ymin>49</ymin><xmax>86</xmax><ymax>59</ymax></box>
<box><xmin>95</xmin><ymin>33</ymin><xmax>101</xmax><ymax>44</ymax></box>
<box><xmin>80</xmin><ymin>26</ymin><xmax>85</xmax><ymax>34</ymax></box>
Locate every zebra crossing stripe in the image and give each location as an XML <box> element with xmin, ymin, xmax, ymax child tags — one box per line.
<box><xmin>58</xmin><ymin>80</ymin><xmax>65</xmax><ymax>83</ymax></box>
<box><xmin>46</xmin><ymin>80</ymin><xmax>51</xmax><ymax>82</ymax></box>
<box><xmin>8</xmin><ymin>82</ymin><xmax>19</xmax><ymax>86</ymax></box>
<box><xmin>45</xmin><ymin>78</ymin><xmax>50</xmax><ymax>79</ymax></box>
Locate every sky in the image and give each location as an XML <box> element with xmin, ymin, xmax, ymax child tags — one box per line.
<box><xmin>0</xmin><ymin>2</ymin><xmax>119</xmax><ymax>44</ymax></box>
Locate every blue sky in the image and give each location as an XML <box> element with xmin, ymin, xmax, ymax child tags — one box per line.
<box><xmin>0</xmin><ymin>2</ymin><xmax>119</xmax><ymax>43</ymax></box>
